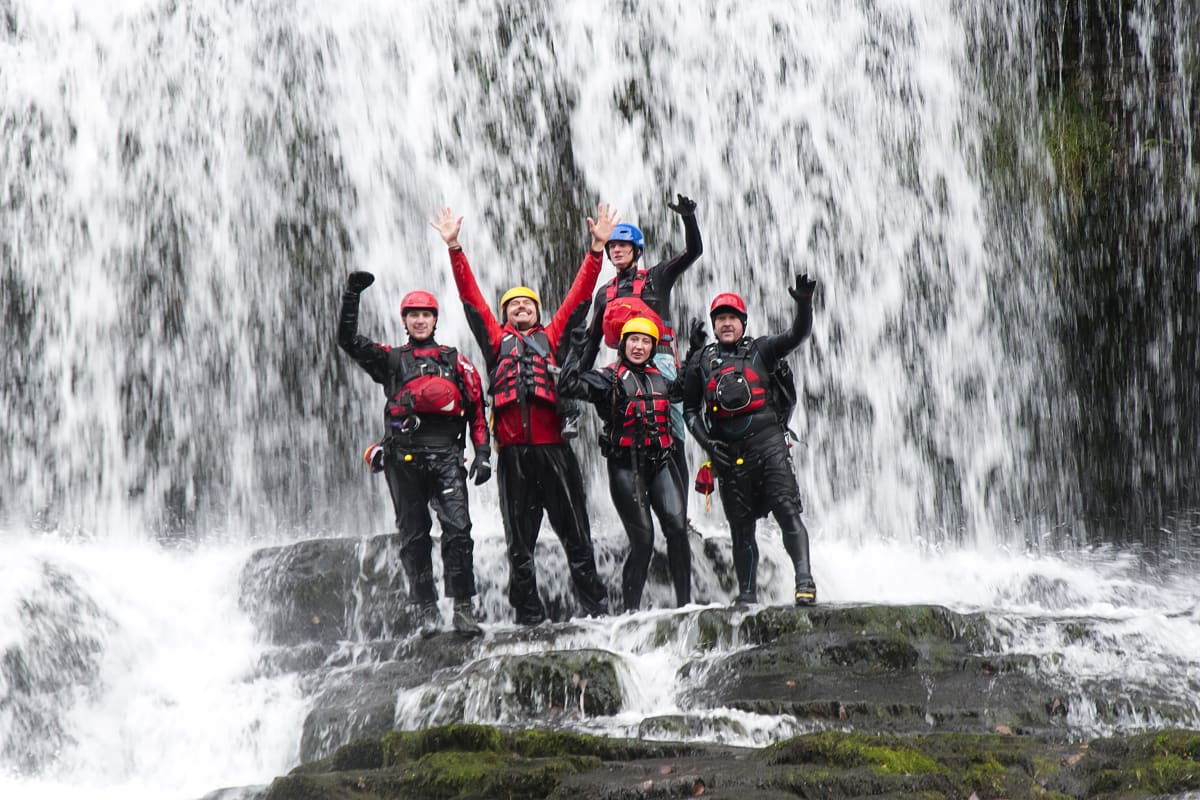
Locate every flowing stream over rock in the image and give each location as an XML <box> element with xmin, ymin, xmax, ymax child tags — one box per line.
<box><xmin>1</xmin><ymin>1</ymin><xmax>1197</xmax><ymax>798</ymax></box>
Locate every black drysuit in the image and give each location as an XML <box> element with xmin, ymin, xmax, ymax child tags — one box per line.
<box><xmin>338</xmin><ymin>289</ymin><xmax>488</xmax><ymax>606</ymax></box>
<box><xmin>681</xmin><ymin>296</ymin><xmax>814</xmax><ymax>602</ymax></box>
<box><xmin>560</xmin><ymin>352</ymin><xmax>692</xmax><ymax>611</ymax></box>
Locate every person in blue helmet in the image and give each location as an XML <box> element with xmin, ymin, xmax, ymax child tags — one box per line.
<box><xmin>572</xmin><ymin>194</ymin><xmax>703</xmax><ymax>491</ymax></box>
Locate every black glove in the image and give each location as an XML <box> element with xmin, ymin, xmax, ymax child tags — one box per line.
<box><xmin>708</xmin><ymin>441</ymin><xmax>735</xmax><ymax>471</ymax></box>
<box><xmin>687</xmin><ymin>318</ymin><xmax>707</xmax><ymax>353</ymax></box>
<box><xmin>788</xmin><ymin>273</ymin><xmax>817</xmax><ymax>303</ymax></box>
<box><xmin>346</xmin><ymin>271</ymin><xmax>375</xmax><ymax>293</ymax></box>
<box><xmin>667</xmin><ymin>193</ymin><xmax>697</xmax><ymax>216</ymax></box>
<box><xmin>568</xmin><ymin>324</ymin><xmax>590</xmax><ymax>353</ymax></box>
<box><xmin>468</xmin><ymin>451</ymin><xmax>492</xmax><ymax>485</ymax></box>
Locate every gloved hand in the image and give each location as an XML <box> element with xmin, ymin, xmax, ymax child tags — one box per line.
<box><xmin>687</xmin><ymin>317</ymin><xmax>707</xmax><ymax>353</ymax></box>
<box><xmin>788</xmin><ymin>273</ymin><xmax>817</xmax><ymax>303</ymax></box>
<box><xmin>568</xmin><ymin>324</ymin><xmax>590</xmax><ymax>353</ymax></box>
<box><xmin>468</xmin><ymin>451</ymin><xmax>492</xmax><ymax>485</ymax></box>
<box><xmin>706</xmin><ymin>441</ymin><xmax>734</xmax><ymax>472</ymax></box>
<box><xmin>667</xmin><ymin>193</ymin><xmax>697</xmax><ymax>216</ymax></box>
<box><xmin>346</xmin><ymin>271</ymin><xmax>375</xmax><ymax>293</ymax></box>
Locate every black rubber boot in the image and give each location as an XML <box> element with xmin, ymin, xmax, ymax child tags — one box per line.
<box><xmin>794</xmin><ymin>578</ymin><xmax>818</xmax><ymax>606</ymax></box>
<box><xmin>453</xmin><ymin>600</ymin><xmax>484</xmax><ymax>638</ymax></box>
<box><xmin>417</xmin><ymin>603</ymin><xmax>440</xmax><ymax>639</ymax></box>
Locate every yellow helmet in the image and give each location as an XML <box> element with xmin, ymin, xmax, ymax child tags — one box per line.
<box><xmin>620</xmin><ymin>316</ymin><xmax>660</xmax><ymax>343</ymax></box>
<box><xmin>499</xmin><ymin>286</ymin><xmax>541</xmax><ymax>312</ymax></box>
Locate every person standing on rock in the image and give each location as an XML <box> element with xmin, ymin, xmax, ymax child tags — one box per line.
<box><xmin>337</xmin><ymin>277</ymin><xmax>490</xmax><ymax>639</ymax></box>
<box><xmin>558</xmin><ymin>317</ymin><xmax>692</xmax><ymax>611</ymax></box>
<box><xmin>573</xmin><ymin>194</ymin><xmax>703</xmax><ymax>496</ymax></box>
<box><xmin>434</xmin><ymin>204</ymin><xmax>618</xmax><ymax>626</ymax></box>
<box><xmin>681</xmin><ymin>276</ymin><xmax>819</xmax><ymax>606</ymax></box>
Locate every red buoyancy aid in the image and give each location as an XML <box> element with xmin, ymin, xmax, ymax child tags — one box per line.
<box><xmin>490</xmin><ymin>330</ymin><xmax>558</xmax><ymax>409</ymax></box>
<box><xmin>601</xmin><ymin>271</ymin><xmax>670</xmax><ymax>349</ymax></box>
<box><xmin>610</xmin><ymin>363</ymin><xmax>673</xmax><ymax>449</ymax></box>
<box><xmin>700</xmin><ymin>340</ymin><xmax>769</xmax><ymax>419</ymax></box>
<box><xmin>385</xmin><ymin>345</ymin><xmax>472</xmax><ymax>419</ymax></box>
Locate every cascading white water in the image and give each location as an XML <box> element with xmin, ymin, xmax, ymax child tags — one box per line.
<box><xmin>2</xmin><ymin>0</ymin><xmax>1198</xmax><ymax>797</ymax></box>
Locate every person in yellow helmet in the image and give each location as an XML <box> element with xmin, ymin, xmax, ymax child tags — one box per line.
<box><xmin>559</xmin><ymin>317</ymin><xmax>691</xmax><ymax>611</ymax></box>
<box><xmin>434</xmin><ymin>204</ymin><xmax>620</xmax><ymax>625</ymax></box>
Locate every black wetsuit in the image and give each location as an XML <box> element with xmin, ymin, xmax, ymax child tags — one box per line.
<box><xmin>559</xmin><ymin>352</ymin><xmax>692</xmax><ymax>611</ymax></box>
<box><xmin>681</xmin><ymin>296</ymin><xmax>815</xmax><ymax>602</ymax></box>
<box><xmin>338</xmin><ymin>288</ymin><xmax>489</xmax><ymax>606</ymax></box>
<box><xmin>577</xmin><ymin>212</ymin><xmax>703</xmax><ymax>490</ymax></box>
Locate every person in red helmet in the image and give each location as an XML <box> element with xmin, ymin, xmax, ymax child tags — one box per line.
<box><xmin>433</xmin><ymin>204</ymin><xmax>619</xmax><ymax>626</ymax></box>
<box><xmin>338</xmin><ymin>275</ymin><xmax>490</xmax><ymax>639</ymax></box>
<box><xmin>681</xmin><ymin>275</ymin><xmax>819</xmax><ymax>606</ymax></box>
<box><xmin>559</xmin><ymin>317</ymin><xmax>692</xmax><ymax>611</ymax></box>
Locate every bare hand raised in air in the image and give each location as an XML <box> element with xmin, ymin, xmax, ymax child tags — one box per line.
<box><xmin>587</xmin><ymin>203</ymin><xmax>621</xmax><ymax>251</ymax></box>
<box><xmin>430</xmin><ymin>207</ymin><xmax>464</xmax><ymax>249</ymax></box>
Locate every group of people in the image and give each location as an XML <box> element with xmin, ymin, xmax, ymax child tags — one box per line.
<box><xmin>337</xmin><ymin>196</ymin><xmax>818</xmax><ymax>638</ymax></box>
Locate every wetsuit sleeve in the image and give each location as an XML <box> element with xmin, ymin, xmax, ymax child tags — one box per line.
<box><xmin>754</xmin><ymin>292</ymin><xmax>814</xmax><ymax>368</ymax></box>
<box><xmin>449</xmin><ymin>248</ymin><xmax>503</xmax><ymax>369</ymax></box>
<box><xmin>546</xmin><ymin>248</ymin><xmax>604</xmax><ymax>350</ymax></box>
<box><xmin>577</xmin><ymin>286</ymin><xmax>607</xmax><ymax>371</ymax></box>
<box><xmin>681</xmin><ymin>350</ymin><xmax>707</xmax><ymax>435</ymax></box>
<box><xmin>456</xmin><ymin>352</ymin><xmax>490</xmax><ymax>450</ymax></box>
<box><xmin>648</xmin><ymin>211</ymin><xmax>703</xmax><ymax>302</ymax></box>
<box><xmin>336</xmin><ymin>289</ymin><xmax>392</xmax><ymax>384</ymax></box>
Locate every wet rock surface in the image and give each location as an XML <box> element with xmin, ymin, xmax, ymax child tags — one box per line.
<box><xmin>227</xmin><ymin>536</ymin><xmax>1200</xmax><ymax>797</ymax></box>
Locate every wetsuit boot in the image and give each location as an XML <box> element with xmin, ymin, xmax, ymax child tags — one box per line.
<box><xmin>453</xmin><ymin>599</ymin><xmax>484</xmax><ymax>638</ymax></box>
<box><xmin>416</xmin><ymin>603</ymin><xmax>440</xmax><ymax>638</ymax></box>
<box><xmin>778</xmin><ymin>508</ymin><xmax>817</xmax><ymax>606</ymax></box>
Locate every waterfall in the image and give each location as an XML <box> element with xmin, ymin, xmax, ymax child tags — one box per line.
<box><xmin>1</xmin><ymin>0</ymin><xmax>1197</xmax><ymax>796</ymax></box>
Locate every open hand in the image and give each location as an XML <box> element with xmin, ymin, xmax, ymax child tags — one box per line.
<box><xmin>788</xmin><ymin>273</ymin><xmax>817</xmax><ymax>302</ymax></box>
<box><xmin>667</xmin><ymin>193</ymin><xmax>697</xmax><ymax>216</ymax></box>
<box><xmin>587</xmin><ymin>203</ymin><xmax>621</xmax><ymax>249</ymax></box>
<box><xmin>429</xmin><ymin>207</ymin><xmax>464</xmax><ymax>248</ymax></box>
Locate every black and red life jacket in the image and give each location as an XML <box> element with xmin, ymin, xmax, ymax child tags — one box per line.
<box><xmin>699</xmin><ymin>339</ymin><xmax>769</xmax><ymax>419</ymax></box>
<box><xmin>601</xmin><ymin>270</ymin><xmax>672</xmax><ymax>349</ymax></box>
<box><xmin>490</xmin><ymin>329</ymin><xmax>558</xmax><ymax>409</ymax></box>
<box><xmin>607</xmin><ymin>362</ymin><xmax>673</xmax><ymax>450</ymax></box>
<box><xmin>384</xmin><ymin>344</ymin><xmax>473</xmax><ymax>420</ymax></box>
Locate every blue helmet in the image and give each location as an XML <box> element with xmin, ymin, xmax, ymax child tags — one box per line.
<box><xmin>608</xmin><ymin>223</ymin><xmax>645</xmax><ymax>253</ymax></box>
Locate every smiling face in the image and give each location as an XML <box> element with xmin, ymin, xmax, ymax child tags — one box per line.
<box><xmin>606</xmin><ymin>241</ymin><xmax>638</xmax><ymax>271</ymax></box>
<box><xmin>403</xmin><ymin>309</ymin><xmax>437</xmax><ymax>341</ymax></box>
<box><xmin>504</xmin><ymin>296</ymin><xmax>539</xmax><ymax>331</ymax></box>
<box><xmin>712</xmin><ymin>312</ymin><xmax>745</xmax><ymax>344</ymax></box>
<box><xmin>622</xmin><ymin>332</ymin><xmax>655</xmax><ymax>365</ymax></box>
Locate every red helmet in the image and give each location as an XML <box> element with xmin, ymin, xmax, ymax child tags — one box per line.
<box><xmin>400</xmin><ymin>290</ymin><xmax>439</xmax><ymax>316</ymax></box>
<box><xmin>709</xmin><ymin>292</ymin><xmax>747</xmax><ymax>319</ymax></box>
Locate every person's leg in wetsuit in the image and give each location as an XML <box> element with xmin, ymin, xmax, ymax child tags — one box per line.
<box><xmin>757</xmin><ymin>434</ymin><xmax>817</xmax><ymax>605</ymax></box>
<box><xmin>425</xmin><ymin>451</ymin><xmax>484</xmax><ymax>636</ymax></box>
<box><xmin>646</xmin><ymin>455</ymin><xmax>692</xmax><ymax>605</ymax></box>
<box><xmin>539</xmin><ymin>444</ymin><xmax>610</xmax><ymax>617</ymax></box>
<box><xmin>497</xmin><ymin>445</ymin><xmax>549</xmax><ymax>625</ymax></box>
<box><xmin>384</xmin><ymin>450</ymin><xmax>441</xmax><ymax>636</ymax></box>
<box><xmin>715</xmin><ymin>460</ymin><xmax>761</xmax><ymax>604</ymax></box>
<box><xmin>608</xmin><ymin>455</ymin><xmax>655</xmax><ymax>612</ymax></box>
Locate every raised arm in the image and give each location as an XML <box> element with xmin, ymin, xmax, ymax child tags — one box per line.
<box><xmin>650</xmin><ymin>194</ymin><xmax>703</xmax><ymax>296</ymax></box>
<box><xmin>755</xmin><ymin>273</ymin><xmax>816</xmax><ymax>368</ymax></box>
<box><xmin>546</xmin><ymin>203</ymin><xmax>621</xmax><ymax>345</ymax></box>
<box><xmin>432</xmin><ymin>208</ymin><xmax>503</xmax><ymax>365</ymax></box>
<box><xmin>336</xmin><ymin>270</ymin><xmax>392</xmax><ymax>383</ymax></box>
